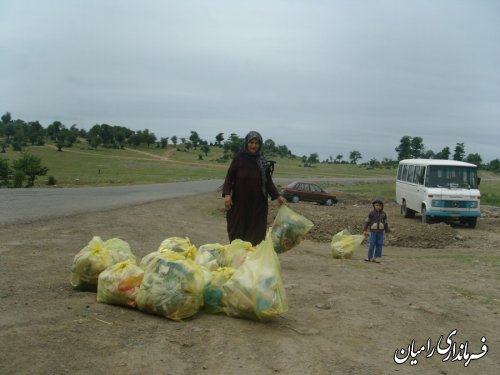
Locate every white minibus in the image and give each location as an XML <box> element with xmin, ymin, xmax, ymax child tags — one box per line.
<box><xmin>396</xmin><ymin>159</ymin><xmax>481</xmax><ymax>228</ymax></box>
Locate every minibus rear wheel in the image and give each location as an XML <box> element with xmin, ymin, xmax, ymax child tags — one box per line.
<box><xmin>401</xmin><ymin>201</ymin><xmax>415</xmax><ymax>218</ymax></box>
<box><xmin>421</xmin><ymin>207</ymin><xmax>430</xmax><ymax>224</ymax></box>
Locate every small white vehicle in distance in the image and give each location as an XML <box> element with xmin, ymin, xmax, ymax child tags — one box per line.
<box><xmin>396</xmin><ymin>159</ymin><xmax>481</xmax><ymax>228</ymax></box>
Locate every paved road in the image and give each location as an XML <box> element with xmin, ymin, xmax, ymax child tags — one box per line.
<box><xmin>0</xmin><ymin>176</ymin><xmax>395</xmax><ymax>226</ymax></box>
<box><xmin>0</xmin><ymin>180</ymin><xmax>224</xmax><ymax>226</ymax></box>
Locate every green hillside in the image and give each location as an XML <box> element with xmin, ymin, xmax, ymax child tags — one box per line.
<box><xmin>2</xmin><ymin>142</ymin><xmax>500</xmax><ymax>206</ymax></box>
<box><xmin>0</xmin><ymin>142</ymin><xmax>397</xmax><ymax>187</ymax></box>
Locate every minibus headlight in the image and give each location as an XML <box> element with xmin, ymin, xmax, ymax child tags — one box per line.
<box><xmin>431</xmin><ymin>200</ymin><xmax>441</xmax><ymax>207</ymax></box>
<box><xmin>470</xmin><ymin>201</ymin><xmax>478</xmax><ymax>208</ymax></box>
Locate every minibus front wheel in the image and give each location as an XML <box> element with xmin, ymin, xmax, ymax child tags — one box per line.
<box><xmin>467</xmin><ymin>217</ymin><xmax>477</xmax><ymax>229</ymax></box>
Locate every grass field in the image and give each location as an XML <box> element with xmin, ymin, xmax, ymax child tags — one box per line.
<box><xmin>0</xmin><ymin>142</ymin><xmax>397</xmax><ymax>186</ymax></box>
<box><xmin>2</xmin><ymin>142</ymin><xmax>499</xmax><ymax>206</ymax></box>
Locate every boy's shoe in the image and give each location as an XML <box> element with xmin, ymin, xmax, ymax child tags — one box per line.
<box><xmin>373</xmin><ymin>258</ymin><xmax>381</xmax><ymax>263</ymax></box>
<box><xmin>364</xmin><ymin>258</ymin><xmax>371</xmax><ymax>262</ymax></box>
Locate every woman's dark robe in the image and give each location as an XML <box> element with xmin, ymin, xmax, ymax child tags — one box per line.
<box><xmin>222</xmin><ymin>152</ymin><xmax>280</xmax><ymax>246</ymax></box>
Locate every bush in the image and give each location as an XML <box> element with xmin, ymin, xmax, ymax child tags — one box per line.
<box><xmin>47</xmin><ymin>176</ymin><xmax>57</xmax><ymax>186</ymax></box>
<box><xmin>13</xmin><ymin>170</ymin><xmax>25</xmax><ymax>188</ymax></box>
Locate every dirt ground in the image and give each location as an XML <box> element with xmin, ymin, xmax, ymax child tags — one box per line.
<box><xmin>1</xmin><ymin>191</ymin><xmax>499</xmax><ymax>375</ymax></box>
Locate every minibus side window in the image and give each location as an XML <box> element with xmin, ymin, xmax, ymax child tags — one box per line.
<box><xmin>401</xmin><ymin>165</ymin><xmax>408</xmax><ymax>181</ymax></box>
<box><xmin>407</xmin><ymin>165</ymin><xmax>415</xmax><ymax>183</ymax></box>
<box><xmin>417</xmin><ymin>166</ymin><xmax>425</xmax><ymax>185</ymax></box>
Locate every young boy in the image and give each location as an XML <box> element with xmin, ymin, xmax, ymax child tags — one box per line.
<box><xmin>363</xmin><ymin>198</ymin><xmax>390</xmax><ymax>263</ymax></box>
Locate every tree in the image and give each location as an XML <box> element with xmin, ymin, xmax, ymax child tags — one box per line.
<box><xmin>435</xmin><ymin>147</ymin><xmax>450</xmax><ymax>160</ymax></box>
<box><xmin>99</xmin><ymin>124</ymin><xmax>115</xmax><ymax>145</ymax></box>
<box><xmin>395</xmin><ymin>136</ymin><xmax>412</xmax><ymax>160</ymax></box>
<box><xmin>276</xmin><ymin>145</ymin><xmax>292</xmax><ymax>158</ymax></box>
<box><xmin>46</xmin><ymin>121</ymin><xmax>63</xmax><ymax>141</ymax></box>
<box><xmin>1</xmin><ymin>112</ymin><xmax>12</xmax><ymax>124</ymax></box>
<box><xmin>422</xmin><ymin>150</ymin><xmax>435</xmax><ymax>159</ymax></box>
<box><xmin>4</xmin><ymin>122</ymin><xmax>16</xmax><ymax>140</ymax></box>
<box><xmin>0</xmin><ymin>157</ymin><xmax>11</xmax><ymax>186</ymax></box>
<box><xmin>263</xmin><ymin>139</ymin><xmax>276</xmax><ymax>155</ymax></box>
<box><xmin>146</xmin><ymin>131</ymin><xmax>157</xmax><ymax>148</ymax></box>
<box><xmin>349</xmin><ymin>150</ymin><xmax>362</xmax><ymax>164</ymax></box>
<box><xmin>189</xmin><ymin>131</ymin><xmax>201</xmax><ymax>149</ymax></box>
<box><xmin>56</xmin><ymin>128</ymin><xmax>67</xmax><ymax>151</ymax></box>
<box><xmin>465</xmin><ymin>153</ymin><xmax>482</xmax><ymax>166</ymax></box>
<box><xmin>12</xmin><ymin>126</ymin><xmax>26</xmax><ymax>150</ymax></box>
<box><xmin>453</xmin><ymin>142</ymin><xmax>465</xmax><ymax>161</ymax></box>
<box><xmin>307</xmin><ymin>153</ymin><xmax>319</xmax><ymax>164</ymax></box>
<box><xmin>12</xmin><ymin>152</ymin><xmax>49</xmax><ymax>187</ymax></box>
<box><xmin>114</xmin><ymin>130</ymin><xmax>127</xmax><ymax>149</ymax></box>
<box><xmin>334</xmin><ymin>154</ymin><xmax>343</xmax><ymax>164</ymax></box>
<box><xmin>128</xmin><ymin>133</ymin><xmax>141</xmax><ymax>148</ymax></box>
<box><xmin>485</xmin><ymin>159</ymin><xmax>500</xmax><ymax>173</ymax></box>
<box><xmin>410</xmin><ymin>136</ymin><xmax>425</xmax><ymax>158</ymax></box>
<box><xmin>171</xmin><ymin>136</ymin><xmax>178</xmax><ymax>146</ymax></box>
<box><xmin>27</xmin><ymin>121</ymin><xmax>45</xmax><ymax>145</ymax></box>
<box><xmin>224</xmin><ymin>133</ymin><xmax>243</xmax><ymax>155</ymax></box>
<box><xmin>368</xmin><ymin>158</ymin><xmax>380</xmax><ymax>167</ymax></box>
<box><xmin>215</xmin><ymin>132</ymin><xmax>224</xmax><ymax>146</ymax></box>
<box><xmin>160</xmin><ymin>137</ymin><xmax>169</xmax><ymax>148</ymax></box>
<box><xmin>201</xmin><ymin>144</ymin><xmax>210</xmax><ymax>156</ymax></box>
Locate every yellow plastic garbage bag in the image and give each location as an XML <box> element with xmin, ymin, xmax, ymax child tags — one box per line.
<box><xmin>136</xmin><ymin>255</ymin><xmax>206</xmax><ymax>321</ymax></box>
<box><xmin>97</xmin><ymin>259</ymin><xmax>144</xmax><ymax>308</ymax></box>
<box><xmin>223</xmin><ymin>239</ymin><xmax>255</xmax><ymax>269</ymax></box>
<box><xmin>157</xmin><ymin>237</ymin><xmax>197</xmax><ymax>260</ymax></box>
<box><xmin>222</xmin><ymin>229</ymin><xmax>288</xmax><ymax>321</ymax></box>
<box><xmin>195</xmin><ymin>243</ymin><xmax>226</xmax><ymax>271</ymax></box>
<box><xmin>70</xmin><ymin>236</ymin><xmax>135</xmax><ymax>291</ymax></box>
<box><xmin>139</xmin><ymin>248</ymin><xmax>185</xmax><ymax>270</ymax></box>
<box><xmin>330</xmin><ymin>229</ymin><xmax>364</xmax><ymax>259</ymax></box>
<box><xmin>271</xmin><ymin>205</ymin><xmax>314</xmax><ymax>253</ymax></box>
<box><xmin>203</xmin><ymin>267</ymin><xmax>235</xmax><ymax>314</ymax></box>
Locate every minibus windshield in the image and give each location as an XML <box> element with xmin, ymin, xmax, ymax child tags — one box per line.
<box><xmin>425</xmin><ymin>166</ymin><xmax>478</xmax><ymax>189</ymax></box>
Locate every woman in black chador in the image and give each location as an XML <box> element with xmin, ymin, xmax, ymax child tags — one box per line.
<box><xmin>222</xmin><ymin>131</ymin><xmax>286</xmax><ymax>246</ymax></box>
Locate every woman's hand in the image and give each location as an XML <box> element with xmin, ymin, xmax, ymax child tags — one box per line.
<box><xmin>276</xmin><ymin>196</ymin><xmax>287</xmax><ymax>206</ymax></box>
<box><xmin>224</xmin><ymin>195</ymin><xmax>232</xmax><ymax>210</ymax></box>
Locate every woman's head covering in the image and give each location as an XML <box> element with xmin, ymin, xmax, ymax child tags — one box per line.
<box><xmin>242</xmin><ymin>131</ymin><xmax>270</xmax><ymax>198</ymax></box>
<box><xmin>242</xmin><ymin>131</ymin><xmax>263</xmax><ymax>154</ymax></box>
<box><xmin>372</xmin><ymin>198</ymin><xmax>384</xmax><ymax>208</ymax></box>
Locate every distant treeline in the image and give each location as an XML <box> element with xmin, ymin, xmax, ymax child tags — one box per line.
<box><xmin>1</xmin><ymin>112</ymin><xmax>499</xmax><ymax>173</ymax></box>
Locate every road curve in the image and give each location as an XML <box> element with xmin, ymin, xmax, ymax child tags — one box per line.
<box><xmin>0</xmin><ymin>176</ymin><xmax>394</xmax><ymax>226</ymax></box>
<box><xmin>0</xmin><ymin>180</ymin><xmax>224</xmax><ymax>226</ymax></box>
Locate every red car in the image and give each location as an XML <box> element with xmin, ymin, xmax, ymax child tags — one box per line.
<box><xmin>279</xmin><ymin>181</ymin><xmax>338</xmax><ymax>206</ymax></box>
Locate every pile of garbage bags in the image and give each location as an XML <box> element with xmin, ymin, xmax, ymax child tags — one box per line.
<box><xmin>70</xmin><ymin>205</ymin><xmax>313</xmax><ymax>322</ymax></box>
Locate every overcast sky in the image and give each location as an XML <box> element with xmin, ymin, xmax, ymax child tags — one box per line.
<box><xmin>2</xmin><ymin>0</ymin><xmax>499</xmax><ymax>162</ymax></box>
